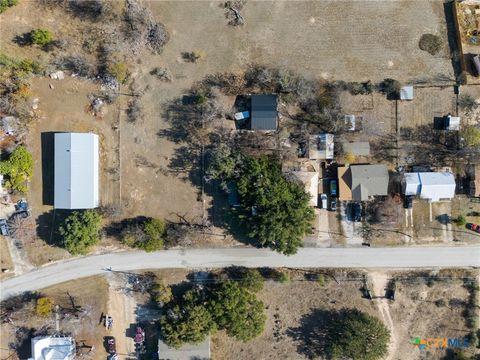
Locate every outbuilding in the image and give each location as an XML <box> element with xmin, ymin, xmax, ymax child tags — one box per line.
<box><xmin>403</xmin><ymin>172</ymin><xmax>456</xmax><ymax>202</ymax></box>
<box><xmin>54</xmin><ymin>132</ymin><xmax>99</xmax><ymax>209</ymax></box>
<box><xmin>29</xmin><ymin>336</ymin><xmax>75</xmax><ymax>360</ymax></box>
<box><xmin>400</xmin><ymin>86</ymin><xmax>414</xmax><ymax>100</ymax></box>
<box><xmin>251</xmin><ymin>95</ymin><xmax>278</xmax><ymax>130</ymax></box>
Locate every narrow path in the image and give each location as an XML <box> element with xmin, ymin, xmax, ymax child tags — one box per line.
<box><xmin>4</xmin><ymin>236</ymin><xmax>33</xmax><ymax>275</ymax></box>
<box><xmin>370</xmin><ymin>272</ymin><xmax>397</xmax><ymax>360</ymax></box>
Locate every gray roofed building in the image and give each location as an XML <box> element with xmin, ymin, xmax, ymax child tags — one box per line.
<box><xmin>350</xmin><ymin>164</ymin><xmax>389</xmax><ymax>201</ymax></box>
<box><xmin>29</xmin><ymin>336</ymin><xmax>75</xmax><ymax>360</ymax></box>
<box><xmin>251</xmin><ymin>95</ymin><xmax>278</xmax><ymax>130</ymax></box>
<box><xmin>54</xmin><ymin>133</ymin><xmax>99</xmax><ymax>209</ymax></box>
<box><xmin>158</xmin><ymin>337</ymin><xmax>210</xmax><ymax>360</ymax></box>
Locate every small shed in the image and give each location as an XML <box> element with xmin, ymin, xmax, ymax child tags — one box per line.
<box><xmin>444</xmin><ymin>115</ymin><xmax>460</xmax><ymax>131</ymax></box>
<box><xmin>403</xmin><ymin>173</ymin><xmax>421</xmax><ymax>196</ymax></box>
<box><xmin>309</xmin><ymin>133</ymin><xmax>334</xmax><ymax>160</ymax></box>
<box><xmin>345</xmin><ymin>115</ymin><xmax>356</xmax><ymax>131</ymax></box>
<box><xmin>341</xmin><ymin>141</ymin><xmax>370</xmax><ymax>156</ymax></box>
<box><xmin>158</xmin><ymin>338</ymin><xmax>210</xmax><ymax>360</ymax></box>
<box><xmin>251</xmin><ymin>95</ymin><xmax>278</xmax><ymax>130</ymax></box>
<box><xmin>400</xmin><ymin>86</ymin><xmax>414</xmax><ymax>100</ymax></box>
<box><xmin>54</xmin><ymin>133</ymin><xmax>99</xmax><ymax>209</ymax></box>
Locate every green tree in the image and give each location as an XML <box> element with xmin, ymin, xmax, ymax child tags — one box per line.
<box><xmin>326</xmin><ymin>309</ymin><xmax>390</xmax><ymax>360</ymax></box>
<box><xmin>160</xmin><ymin>289</ymin><xmax>216</xmax><ymax>348</ymax></box>
<box><xmin>36</xmin><ymin>297</ymin><xmax>53</xmax><ymax>317</ymax></box>
<box><xmin>30</xmin><ymin>29</ymin><xmax>54</xmax><ymax>46</ymax></box>
<box><xmin>206</xmin><ymin>144</ymin><xmax>242</xmax><ymax>189</ymax></box>
<box><xmin>0</xmin><ymin>146</ymin><xmax>33</xmax><ymax>193</ymax></box>
<box><xmin>121</xmin><ymin>218</ymin><xmax>166</xmax><ymax>252</ymax></box>
<box><xmin>208</xmin><ymin>281</ymin><xmax>266</xmax><ymax>342</ymax></box>
<box><xmin>236</xmin><ymin>156</ymin><xmax>314</xmax><ymax>255</ymax></box>
<box><xmin>461</xmin><ymin>126</ymin><xmax>480</xmax><ymax>147</ymax></box>
<box><xmin>151</xmin><ymin>279</ymin><xmax>173</xmax><ymax>306</ymax></box>
<box><xmin>59</xmin><ymin>210</ymin><xmax>102</xmax><ymax>255</ymax></box>
<box><xmin>239</xmin><ymin>268</ymin><xmax>264</xmax><ymax>292</ymax></box>
<box><xmin>0</xmin><ymin>0</ymin><xmax>18</xmax><ymax>13</ymax></box>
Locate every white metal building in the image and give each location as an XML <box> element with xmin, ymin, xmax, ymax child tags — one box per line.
<box><xmin>400</xmin><ymin>86</ymin><xmax>414</xmax><ymax>100</ymax></box>
<box><xmin>29</xmin><ymin>336</ymin><xmax>75</xmax><ymax>360</ymax></box>
<box><xmin>54</xmin><ymin>133</ymin><xmax>99</xmax><ymax>209</ymax></box>
<box><xmin>403</xmin><ymin>172</ymin><xmax>456</xmax><ymax>202</ymax></box>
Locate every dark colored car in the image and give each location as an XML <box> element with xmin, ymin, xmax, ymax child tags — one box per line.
<box><xmin>107</xmin><ymin>337</ymin><xmax>116</xmax><ymax>354</ymax></box>
<box><xmin>348</xmin><ymin>202</ymin><xmax>361</xmax><ymax>222</ymax></box>
<box><xmin>473</xmin><ymin>55</ymin><xmax>480</xmax><ymax>77</ymax></box>
<box><xmin>404</xmin><ymin>196</ymin><xmax>413</xmax><ymax>209</ymax></box>
<box><xmin>330</xmin><ymin>180</ymin><xmax>337</xmax><ymax>197</ymax></box>
<box><xmin>466</xmin><ymin>223</ymin><xmax>480</xmax><ymax>233</ymax></box>
<box><xmin>330</xmin><ymin>198</ymin><xmax>337</xmax><ymax>212</ymax></box>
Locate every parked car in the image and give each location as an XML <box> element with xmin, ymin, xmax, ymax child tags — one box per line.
<box><xmin>0</xmin><ymin>219</ymin><xmax>9</xmax><ymax>236</ymax></box>
<box><xmin>330</xmin><ymin>180</ymin><xmax>337</xmax><ymax>197</ymax></box>
<box><xmin>320</xmin><ymin>194</ymin><xmax>327</xmax><ymax>209</ymax></box>
<box><xmin>466</xmin><ymin>223</ymin><xmax>480</xmax><ymax>233</ymax></box>
<box><xmin>404</xmin><ymin>196</ymin><xmax>413</xmax><ymax>209</ymax></box>
<box><xmin>472</xmin><ymin>54</ymin><xmax>480</xmax><ymax>77</ymax></box>
<box><xmin>107</xmin><ymin>337</ymin><xmax>116</xmax><ymax>354</ymax></box>
<box><xmin>330</xmin><ymin>198</ymin><xmax>337</xmax><ymax>212</ymax></box>
<box><xmin>348</xmin><ymin>202</ymin><xmax>361</xmax><ymax>222</ymax></box>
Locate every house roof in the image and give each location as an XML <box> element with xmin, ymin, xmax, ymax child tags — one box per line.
<box><xmin>30</xmin><ymin>336</ymin><xmax>75</xmax><ymax>360</ymax></box>
<box><xmin>289</xmin><ymin>171</ymin><xmax>318</xmax><ymax>207</ymax></box>
<box><xmin>403</xmin><ymin>172</ymin><xmax>456</xmax><ymax>201</ymax></box>
<box><xmin>350</xmin><ymin>164</ymin><xmax>389</xmax><ymax>201</ymax></box>
<box><xmin>251</xmin><ymin>95</ymin><xmax>277</xmax><ymax>130</ymax></box>
<box><xmin>158</xmin><ymin>337</ymin><xmax>210</xmax><ymax>360</ymax></box>
<box><xmin>338</xmin><ymin>166</ymin><xmax>352</xmax><ymax>201</ymax></box>
<box><xmin>341</xmin><ymin>141</ymin><xmax>370</xmax><ymax>156</ymax></box>
<box><xmin>400</xmin><ymin>86</ymin><xmax>414</xmax><ymax>100</ymax></box>
<box><xmin>54</xmin><ymin>133</ymin><xmax>99</xmax><ymax>209</ymax></box>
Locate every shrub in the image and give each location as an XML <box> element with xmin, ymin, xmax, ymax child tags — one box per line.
<box><xmin>419</xmin><ymin>34</ymin><xmax>442</xmax><ymax>55</ymax></box>
<box><xmin>239</xmin><ymin>268</ymin><xmax>264</xmax><ymax>292</ymax></box>
<box><xmin>277</xmin><ymin>271</ymin><xmax>290</xmax><ymax>283</ymax></box>
<box><xmin>344</xmin><ymin>152</ymin><xmax>356</xmax><ymax>163</ymax></box>
<box><xmin>106</xmin><ymin>62</ymin><xmax>129</xmax><ymax>84</ymax></box>
<box><xmin>182</xmin><ymin>51</ymin><xmax>201</xmax><ymax>63</ymax></box>
<box><xmin>460</xmin><ymin>126</ymin><xmax>480</xmax><ymax>147</ymax></box>
<box><xmin>58</xmin><ymin>210</ymin><xmax>102</xmax><ymax>255</ymax></box>
<box><xmin>151</xmin><ymin>279</ymin><xmax>173</xmax><ymax>306</ymax></box>
<box><xmin>0</xmin><ymin>0</ymin><xmax>18</xmax><ymax>13</ymax></box>
<box><xmin>317</xmin><ymin>274</ymin><xmax>329</xmax><ymax>287</ymax></box>
<box><xmin>0</xmin><ymin>146</ymin><xmax>33</xmax><ymax>193</ymax></box>
<box><xmin>30</xmin><ymin>29</ymin><xmax>54</xmax><ymax>46</ymax></box>
<box><xmin>36</xmin><ymin>297</ymin><xmax>53</xmax><ymax>317</ymax></box>
<box><xmin>452</xmin><ymin>215</ymin><xmax>467</xmax><ymax>227</ymax></box>
<box><xmin>121</xmin><ymin>218</ymin><xmax>167</xmax><ymax>252</ymax></box>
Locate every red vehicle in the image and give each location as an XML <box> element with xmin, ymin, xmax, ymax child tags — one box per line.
<box><xmin>134</xmin><ymin>326</ymin><xmax>145</xmax><ymax>344</ymax></box>
<box><xmin>466</xmin><ymin>223</ymin><xmax>480</xmax><ymax>233</ymax></box>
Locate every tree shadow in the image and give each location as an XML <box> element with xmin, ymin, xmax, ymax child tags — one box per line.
<box><xmin>104</xmin><ymin>216</ymin><xmax>151</xmax><ymax>239</ymax></box>
<box><xmin>35</xmin><ymin>209</ymin><xmax>70</xmax><ymax>247</ymax></box>
<box><xmin>12</xmin><ymin>33</ymin><xmax>31</xmax><ymax>47</ymax></box>
<box><xmin>286</xmin><ymin>308</ymin><xmax>336</xmax><ymax>359</ymax></box>
<box><xmin>436</xmin><ymin>214</ymin><xmax>451</xmax><ymax>225</ymax></box>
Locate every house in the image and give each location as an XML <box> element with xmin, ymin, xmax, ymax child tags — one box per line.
<box><xmin>400</xmin><ymin>86</ymin><xmax>414</xmax><ymax>100</ymax></box>
<box><xmin>158</xmin><ymin>337</ymin><xmax>210</xmax><ymax>360</ymax></box>
<box><xmin>309</xmin><ymin>133</ymin><xmax>334</xmax><ymax>160</ymax></box>
<box><xmin>251</xmin><ymin>95</ymin><xmax>278</xmax><ymax>130</ymax></box>
<box><xmin>338</xmin><ymin>164</ymin><xmax>389</xmax><ymax>201</ymax></box>
<box><xmin>54</xmin><ymin>132</ymin><xmax>99</xmax><ymax>209</ymax></box>
<box><xmin>29</xmin><ymin>336</ymin><xmax>75</xmax><ymax>360</ymax></box>
<box><xmin>403</xmin><ymin>172</ymin><xmax>456</xmax><ymax>201</ymax></box>
<box><xmin>341</xmin><ymin>141</ymin><xmax>370</xmax><ymax>156</ymax></box>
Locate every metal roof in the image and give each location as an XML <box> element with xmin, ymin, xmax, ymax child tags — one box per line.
<box><xmin>400</xmin><ymin>86</ymin><xmax>414</xmax><ymax>100</ymax></box>
<box><xmin>54</xmin><ymin>133</ymin><xmax>99</xmax><ymax>209</ymax></box>
<box><xmin>403</xmin><ymin>172</ymin><xmax>456</xmax><ymax>201</ymax></box>
<box><xmin>251</xmin><ymin>95</ymin><xmax>278</xmax><ymax>130</ymax></box>
<box><xmin>158</xmin><ymin>337</ymin><xmax>210</xmax><ymax>360</ymax></box>
<box><xmin>30</xmin><ymin>336</ymin><xmax>75</xmax><ymax>360</ymax></box>
<box><xmin>350</xmin><ymin>164</ymin><xmax>389</xmax><ymax>201</ymax></box>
